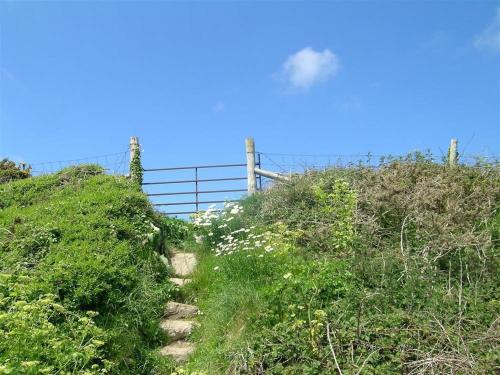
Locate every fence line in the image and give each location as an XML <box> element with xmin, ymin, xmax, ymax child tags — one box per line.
<box><xmin>256</xmin><ymin>151</ymin><xmax>499</xmax><ymax>174</ymax></box>
<box><xmin>6</xmin><ymin>136</ymin><xmax>497</xmax><ymax>218</ymax></box>
<box><xmin>257</xmin><ymin>151</ymin><xmax>500</xmax><ymax>160</ymax></box>
<box><xmin>137</xmin><ymin>136</ymin><xmax>499</xmax><ymax>217</ymax></box>
<box><xmin>28</xmin><ymin>149</ymin><xmax>129</xmax><ymax>176</ymax></box>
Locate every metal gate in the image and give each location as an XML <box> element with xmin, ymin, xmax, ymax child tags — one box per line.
<box><xmin>142</xmin><ymin>158</ymin><xmax>262</xmax><ymax>215</ymax></box>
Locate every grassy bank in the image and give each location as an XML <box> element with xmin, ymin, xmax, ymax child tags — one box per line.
<box><xmin>181</xmin><ymin>157</ymin><xmax>499</xmax><ymax>374</ymax></box>
<box><xmin>0</xmin><ymin>166</ymin><xmax>182</xmax><ymax>374</ymax></box>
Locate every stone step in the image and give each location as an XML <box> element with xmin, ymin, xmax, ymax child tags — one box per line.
<box><xmin>171</xmin><ymin>252</ymin><xmax>197</xmax><ymax>277</ymax></box>
<box><xmin>165</xmin><ymin>301</ymin><xmax>198</xmax><ymax>319</ymax></box>
<box><xmin>160</xmin><ymin>319</ymin><xmax>198</xmax><ymax>340</ymax></box>
<box><xmin>170</xmin><ymin>277</ymin><xmax>191</xmax><ymax>286</ymax></box>
<box><xmin>159</xmin><ymin>341</ymin><xmax>195</xmax><ymax>362</ymax></box>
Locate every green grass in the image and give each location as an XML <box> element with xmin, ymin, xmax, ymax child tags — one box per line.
<box><xmin>0</xmin><ymin>165</ymin><xmax>182</xmax><ymax>374</ymax></box>
<box><xmin>183</xmin><ymin>249</ymin><xmax>284</xmax><ymax>374</ymax></box>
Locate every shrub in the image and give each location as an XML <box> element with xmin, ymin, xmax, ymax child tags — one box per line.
<box><xmin>0</xmin><ymin>159</ymin><xmax>30</xmax><ymax>184</ymax></box>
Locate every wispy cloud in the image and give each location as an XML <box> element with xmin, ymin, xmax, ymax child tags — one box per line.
<box><xmin>0</xmin><ymin>67</ymin><xmax>15</xmax><ymax>81</ymax></box>
<box><xmin>212</xmin><ymin>101</ymin><xmax>225</xmax><ymax>113</ymax></box>
<box><xmin>280</xmin><ymin>47</ymin><xmax>340</xmax><ymax>90</ymax></box>
<box><xmin>336</xmin><ymin>96</ymin><xmax>363</xmax><ymax>112</ymax></box>
<box><xmin>474</xmin><ymin>7</ymin><xmax>500</xmax><ymax>53</ymax></box>
<box><xmin>415</xmin><ymin>31</ymin><xmax>451</xmax><ymax>54</ymax></box>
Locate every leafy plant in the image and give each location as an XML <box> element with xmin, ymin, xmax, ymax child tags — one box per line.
<box><xmin>311</xmin><ymin>178</ymin><xmax>356</xmax><ymax>251</ymax></box>
<box><xmin>0</xmin><ymin>274</ymin><xmax>110</xmax><ymax>374</ymax></box>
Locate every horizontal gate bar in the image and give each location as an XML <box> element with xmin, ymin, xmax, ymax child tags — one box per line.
<box><xmin>254</xmin><ymin>167</ymin><xmax>291</xmax><ymax>182</ymax></box>
<box><xmin>144</xmin><ymin>163</ymin><xmax>247</xmax><ymax>172</ymax></box>
<box><xmin>153</xmin><ymin>199</ymin><xmax>239</xmax><ymax>207</ymax></box>
<box><xmin>147</xmin><ymin>188</ymin><xmax>247</xmax><ymax>197</ymax></box>
<box><xmin>164</xmin><ymin>211</ymin><xmax>199</xmax><ymax>215</ymax></box>
<box><xmin>142</xmin><ymin>177</ymin><xmax>247</xmax><ymax>185</ymax></box>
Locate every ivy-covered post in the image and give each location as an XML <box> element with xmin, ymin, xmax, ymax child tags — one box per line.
<box><xmin>129</xmin><ymin>136</ymin><xmax>143</xmax><ymax>186</ymax></box>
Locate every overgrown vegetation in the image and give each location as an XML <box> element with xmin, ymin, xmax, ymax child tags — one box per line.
<box><xmin>1</xmin><ymin>156</ymin><xmax>498</xmax><ymax>374</ymax></box>
<box><xmin>0</xmin><ymin>165</ymin><xmax>179</xmax><ymax>374</ymax></box>
<box><xmin>181</xmin><ymin>156</ymin><xmax>499</xmax><ymax>374</ymax></box>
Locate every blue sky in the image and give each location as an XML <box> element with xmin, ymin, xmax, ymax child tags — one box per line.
<box><xmin>0</xmin><ymin>2</ymin><xmax>499</xmax><ymax>176</ymax></box>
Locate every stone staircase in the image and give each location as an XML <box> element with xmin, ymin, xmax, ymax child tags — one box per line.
<box><xmin>159</xmin><ymin>251</ymin><xmax>199</xmax><ymax>362</ymax></box>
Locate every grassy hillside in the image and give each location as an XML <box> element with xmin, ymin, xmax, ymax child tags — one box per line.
<box><xmin>1</xmin><ymin>159</ymin><xmax>497</xmax><ymax>375</ymax></box>
<box><xmin>0</xmin><ymin>166</ymin><xmax>183</xmax><ymax>374</ymax></box>
<box><xmin>180</xmin><ymin>156</ymin><xmax>499</xmax><ymax>374</ymax></box>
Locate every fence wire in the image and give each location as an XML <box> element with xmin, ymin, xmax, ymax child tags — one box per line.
<box><xmin>5</xmin><ymin>146</ymin><xmax>498</xmax><ymax>204</ymax></box>
<box><xmin>256</xmin><ymin>151</ymin><xmax>499</xmax><ymax>189</ymax></box>
<box><xmin>29</xmin><ymin>150</ymin><xmax>129</xmax><ymax>176</ymax></box>
<box><xmin>258</xmin><ymin>152</ymin><xmax>499</xmax><ymax>172</ymax></box>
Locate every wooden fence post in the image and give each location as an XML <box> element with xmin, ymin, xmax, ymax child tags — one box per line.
<box><xmin>246</xmin><ymin>137</ymin><xmax>257</xmax><ymax>195</ymax></box>
<box><xmin>449</xmin><ymin>138</ymin><xmax>458</xmax><ymax>167</ymax></box>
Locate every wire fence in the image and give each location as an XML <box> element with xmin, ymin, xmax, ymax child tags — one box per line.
<box><xmin>258</xmin><ymin>152</ymin><xmax>499</xmax><ymax>172</ymax></box>
<box><xmin>8</xmin><ymin>143</ymin><xmax>499</xmax><ymax>182</ymax></box>
<box><xmin>256</xmin><ymin>151</ymin><xmax>499</xmax><ymax>189</ymax></box>
<box><xmin>28</xmin><ymin>150</ymin><xmax>130</xmax><ymax>176</ymax></box>
<box><xmin>4</xmin><ymin>144</ymin><xmax>498</xmax><ymax>212</ymax></box>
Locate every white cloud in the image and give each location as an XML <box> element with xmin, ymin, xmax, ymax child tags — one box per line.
<box><xmin>212</xmin><ymin>101</ymin><xmax>225</xmax><ymax>113</ymax></box>
<box><xmin>281</xmin><ymin>47</ymin><xmax>340</xmax><ymax>90</ymax></box>
<box><xmin>474</xmin><ymin>7</ymin><xmax>500</xmax><ymax>53</ymax></box>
